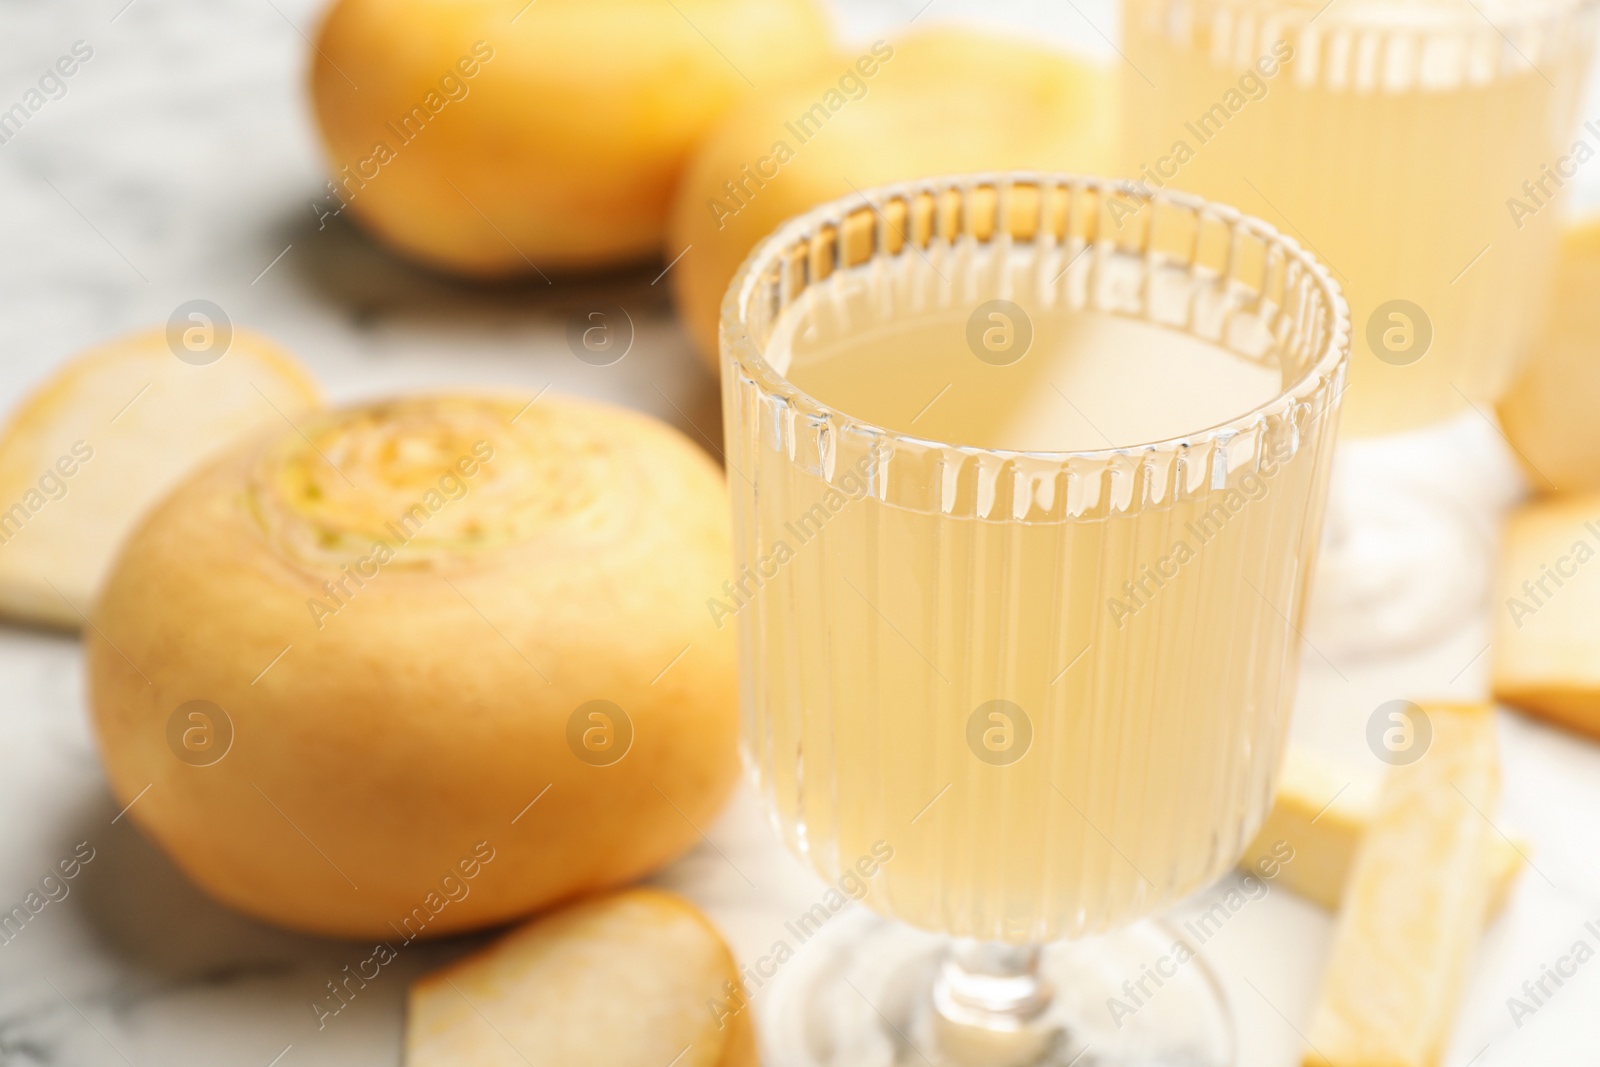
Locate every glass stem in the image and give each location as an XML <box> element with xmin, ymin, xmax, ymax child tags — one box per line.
<box><xmin>933</xmin><ymin>940</ymin><xmax>1052</xmax><ymax>1031</ymax></box>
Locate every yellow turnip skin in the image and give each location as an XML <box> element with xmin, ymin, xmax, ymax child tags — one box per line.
<box><xmin>88</xmin><ymin>393</ymin><xmax>738</xmax><ymax>939</ymax></box>
<box><xmin>310</xmin><ymin>0</ymin><xmax>833</xmax><ymax>275</ymax></box>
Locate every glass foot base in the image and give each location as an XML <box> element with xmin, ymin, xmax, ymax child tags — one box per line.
<box><xmin>760</xmin><ymin>910</ymin><xmax>1235</xmax><ymax>1067</ymax></box>
<box><xmin>1304</xmin><ymin>411</ymin><xmax>1515</xmax><ymax>660</ymax></box>
<box><xmin>1306</xmin><ymin>482</ymin><xmax>1489</xmax><ymax>659</ymax></box>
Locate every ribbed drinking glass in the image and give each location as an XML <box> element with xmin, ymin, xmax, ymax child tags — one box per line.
<box><xmin>721</xmin><ymin>173</ymin><xmax>1350</xmax><ymax>1066</ymax></box>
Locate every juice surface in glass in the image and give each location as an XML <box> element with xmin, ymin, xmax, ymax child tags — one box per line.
<box><xmin>731</xmin><ymin>230</ymin><xmax>1339</xmax><ymax>943</ymax></box>
<box><xmin>1120</xmin><ymin>0</ymin><xmax>1596</xmax><ymax>435</ymax></box>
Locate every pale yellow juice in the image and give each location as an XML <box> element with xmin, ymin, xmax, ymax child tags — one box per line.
<box><xmin>730</xmin><ymin>240</ymin><xmax>1337</xmax><ymax>943</ymax></box>
<box><xmin>786</xmin><ymin>302</ymin><xmax>1285</xmax><ymax>452</ymax></box>
<box><xmin>1121</xmin><ymin>0</ymin><xmax>1595</xmax><ymax>435</ymax></box>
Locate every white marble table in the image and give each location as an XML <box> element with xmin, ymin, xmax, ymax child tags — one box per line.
<box><xmin>3</xmin><ymin>0</ymin><xmax>1600</xmax><ymax>1063</ymax></box>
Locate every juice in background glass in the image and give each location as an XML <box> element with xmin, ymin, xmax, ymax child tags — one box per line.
<box><xmin>1120</xmin><ymin>0</ymin><xmax>1597</xmax><ymax>435</ymax></box>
